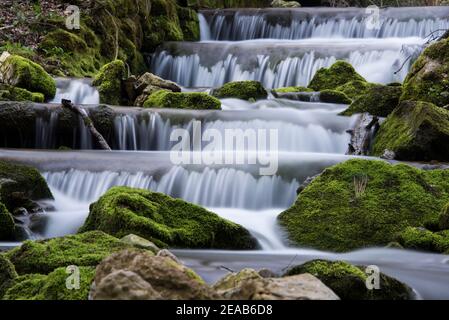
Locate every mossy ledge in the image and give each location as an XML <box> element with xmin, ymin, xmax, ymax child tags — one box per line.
<box><xmin>144</xmin><ymin>90</ymin><xmax>222</xmax><ymax>110</ymax></box>
<box><xmin>79</xmin><ymin>186</ymin><xmax>258</xmax><ymax>249</ymax></box>
<box><xmin>212</xmin><ymin>81</ymin><xmax>268</xmax><ymax>101</ymax></box>
<box><xmin>278</xmin><ymin>159</ymin><xmax>449</xmax><ymax>252</ymax></box>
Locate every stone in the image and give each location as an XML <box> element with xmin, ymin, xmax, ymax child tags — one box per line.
<box><xmin>120</xmin><ymin>234</ymin><xmax>160</xmax><ymax>254</ymax></box>
<box><xmin>271</xmin><ymin>0</ymin><xmax>301</xmax><ymax>7</ymax></box>
<box><xmin>213</xmin><ymin>268</ymin><xmax>263</xmax><ymax>291</ymax></box>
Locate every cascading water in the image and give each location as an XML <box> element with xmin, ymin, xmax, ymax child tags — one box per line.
<box><xmin>50</xmin><ymin>78</ymin><xmax>99</xmax><ymax>105</ymax></box>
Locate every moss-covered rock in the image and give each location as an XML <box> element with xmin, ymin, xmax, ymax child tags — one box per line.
<box><xmin>144</xmin><ymin>90</ymin><xmax>221</xmax><ymax>110</ymax></box>
<box><xmin>0</xmin><ymin>254</ymin><xmax>17</xmax><ymax>298</ymax></box>
<box><xmin>0</xmin><ymin>85</ymin><xmax>44</xmax><ymax>103</ymax></box>
<box><xmin>401</xmin><ymin>38</ymin><xmax>449</xmax><ymax>107</ymax></box>
<box><xmin>92</xmin><ymin>60</ymin><xmax>126</xmax><ymax>105</ymax></box>
<box><xmin>3</xmin><ymin>267</ymin><xmax>95</xmax><ymax>300</ymax></box>
<box><xmin>273</xmin><ymin>86</ymin><xmax>313</xmax><ymax>93</ymax></box>
<box><xmin>396</xmin><ymin>227</ymin><xmax>449</xmax><ymax>253</ymax></box>
<box><xmin>0</xmin><ymin>101</ymin><xmax>36</xmax><ymax>147</ymax></box>
<box><xmin>285</xmin><ymin>260</ymin><xmax>413</xmax><ymax>300</ymax></box>
<box><xmin>79</xmin><ymin>186</ymin><xmax>258</xmax><ymax>249</ymax></box>
<box><xmin>187</xmin><ymin>0</ymin><xmax>271</xmax><ymax>8</ymax></box>
<box><xmin>340</xmin><ymin>84</ymin><xmax>403</xmax><ymax>117</ymax></box>
<box><xmin>0</xmin><ymin>160</ymin><xmax>53</xmax><ymax>212</ymax></box>
<box><xmin>335</xmin><ymin>80</ymin><xmax>375</xmax><ymax>100</ymax></box>
<box><xmin>319</xmin><ymin>90</ymin><xmax>352</xmax><ymax>104</ymax></box>
<box><xmin>212</xmin><ymin>81</ymin><xmax>268</xmax><ymax>101</ymax></box>
<box><xmin>6</xmin><ymin>231</ymin><xmax>131</xmax><ymax>275</ymax></box>
<box><xmin>278</xmin><ymin>159</ymin><xmax>449</xmax><ymax>252</ymax></box>
<box><xmin>0</xmin><ymin>54</ymin><xmax>56</xmax><ymax>99</ymax></box>
<box><xmin>371</xmin><ymin>100</ymin><xmax>449</xmax><ymax>161</ymax></box>
<box><xmin>308</xmin><ymin>61</ymin><xmax>366</xmax><ymax>91</ymax></box>
<box><xmin>439</xmin><ymin>203</ymin><xmax>449</xmax><ymax>230</ymax></box>
<box><xmin>0</xmin><ymin>203</ymin><xmax>15</xmax><ymax>241</ymax></box>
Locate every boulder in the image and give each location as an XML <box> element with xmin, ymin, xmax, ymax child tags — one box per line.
<box><xmin>0</xmin><ymin>84</ymin><xmax>44</xmax><ymax>103</ymax></box>
<box><xmin>79</xmin><ymin>187</ymin><xmax>257</xmax><ymax>249</ymax></box>
<box><xmin>371</xmin><ymin>100</ymin><xmax>449</xmax><ymax>161</ymax></box>
<box><xmin>0</xmin><ymin>101</ymin><xmax>37</xmax><ymax>147</ymax></box>
<box><xmin>212</xmin><ymin>81</ymin><xmax>268</xmax><ymax>101</ymax></box>
<box><xmin>396</xmin><ymin>227</ymin><xmax>449</xmax><ymax>253</ymax></box>
<box><xmin>285</xmin><ymin>260</ymin><xmax>413</xmax><ymax>300</ymax></box>
<box><xmin>278</xmin><ymin>159</ymin><xmax>449</xmax><ymax>252</ymax></box>
<box><xmin>0</xmin><ymin>254</ymin><xmax>17</xmax><ymax>298</ymax></box>
<box><xmin>271</xmin><ymin>0</ymin><xmax>301</xmax><ymax>7</ymax></box>
<box><xmin>273</xmin><ymin>86</ymin><xmax>312</xmax><ymax>94</ymax></box>
<box><xmin>91</xmin><ymin>250</ymin><xmax>216</xmax><ymax>300</ymax></box>
<box><xmin>340</xmin><ymin>84</ymin><xmax>403</xmax><ymax>117</ymax></box>
<box><xmin>213</xmin><ymin>268</ymin><xmax>263</xmax><ymax>291</ymax></box>
<box><xmin>133</xmin><ymin>72</ymin><xmax>181</xmax><ymax>106</ymax></box>
<box><xmin>439</xmin><ymin>203</ymin><xmax>449</xmax><ymax>230</ymax></box>
<box><xmin>335</xmin><ymin>80</ymin><xmax>375</xmax><ymax>100</ymax></box>
<box><xmin>308</xmin><ymin>61</ymin><xmax>366</xmax><ymax>91</ymax></box>
<box><xmin>319</xmin><ymin>89</ymin><xmax>352</xmax><ymax>104</ymax></box>
<box><xmin>0</xmin><ymin>203</ymin><xmax>15</xmax><ymax>241</ymax></box>
<box><xmin>120</xmin><ymin>234</ymin><xmax>160</xmax><ymax>254</ymax></box>
<box><xmin>143</xmin><ymin>90</ymin><xmax>221</xmax><ymax>110</ymax></box>
<box><xmin>92</xmin><ymin>60</ymin><xmax>127</xmax><ymax>105</ymax></box>
<box><xmin>0</xmin><ymin>53</ymin><xmax>56</xmax><ymax>99</ymax></box>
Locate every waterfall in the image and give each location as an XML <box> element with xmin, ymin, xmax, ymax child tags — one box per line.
<box><xmin>50</xmin><ymin>78</ymin><xmax>99</xmax><ymax>105</ymax></box>
<box><xmin>43</xmin><ymin>166</ymin><xmax>299</xmax><ymax>209</ymax></box>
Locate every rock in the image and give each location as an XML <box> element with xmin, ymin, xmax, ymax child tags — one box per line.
<box><xmin>213</xmin><ymin>268</ymin><xmax>263</xmax><ymax>291</ymax></box>
<box><xmin>278</xmin><ymin>159</ymin><xmax>449</xmax><ymax>252</ymax></box>
<box><xmin>3</xmin><ymin>266</ymin><xmax>95</xmax><ymax>300</ymax></box>
<box><xmin>308</xmin><ymin>61</ymin><xmax>366</xmax><ymax>91</ymax></box>
<box><xmin>371</xmin><ymin>100</ymin><xmax>449</xmax><ymax>161</ymax></box>
<box><xmin>401</xmin><ymin>37</ymin><xmax>449</xmax><ymax>107</ymax></box>
<box><xmin>346</xmin><ymin>113</ymin><xmax>379</xmax><ymax>156</ymax></box>
<box><xmin>285</xmin><ymin>260</ymin><xmax>413</xmax><ymax>300</ymax></box>
<box><xmin>92</xmin><ymin>60</ymin><xmax>127</xmax><ymax>105</ymax></box>
<box><xmin>91</xmin><ymin>250</ymin><xmax>216</xmax><ymax>300</ymax></box>
<box><xmin>271</xmin><ymin>0</ymin><xmax>301</xmax><ymax>7</ymax></box>
<box><xmin>143</xmin><ymin>90</ymin><xmax>221</xmax><ymax>110</ymax></box>
<box><xmin>335</xmin><ymin>80</ymin><xmax>376</xmax><ymax>100</ymax></box>
<box><xmin>6</xmin><ymin>231</ymin><xmax>131</xmax><ymax>275</ymax></box>
<box><xmin>319</xmin><ymin>89</ymin><xmax>352</xmax><ymax>104</ymax></box>
<box><xmin>0</xmin><ymin>203</ymin><xmax>15</xmax><ymax>241</ymax></box>
<box><xmin>381</xmin><ymin>149</ymin><xmax>396</xmax><ymax>160</ymax></box>
<box><xmin>0</xmin><ymin>101</ymin><xmax>36</xmax><ymax>147</ymax></box>
<box><xmin>0</xmin><ymin>160</ymin><xmax>53</xmax><ymax>212</ymax></box>
<box><xmin>396</xmin><ymin>227</ymin><xmax>449</xmax><ymax>253</ymax></box>
<box><xmin>134</xmin><ymin>72</ymin><xmax>181</xmax><ymax>106</ymax></box>
<box><xmin>0</xmin><ymin>53</ymin><xmax>56</xmax><ymax>99</ymax></box>
<box><xmin>212</xmin><ymin>81</ymin><xmax>268</xmax><ymax>101</ymax></box>
<box><xmin>273</xmin><ymin>86</ymin><xmax>313</xmax><ymax>94</ymax></box>
<box><xmin>220</xmin><ymin>273</ymin><xmax>339</xmax><ymax>300</ymax></box>
<box><xmin>156</xmin><ymin>249</ymin><xmax>181</xmax><ymax>264</ymax></box>
<box><xmin>0</xmin><ymin>254</ymin><xmax>17</xmax><ymax>299</ymax></box>
<box><xmin>439</xmin><ymin>203</ymin><xmax>449</xmax><ymax>230</ymax></box>
<box><xmin>340</xmin><ymin>84</ymin><xmax>403</xmax><ymax>117</ymax></box>
<box><xmin>120</xmin><ymin>234</ymin><xmax>160</xmax><ymax>253</ymax></box>
<box><xmin>79</xmin><ymin>187</ymin><xmax>257</xmax><ymax>249</ymax></box>
<box><xmin>88</xmin><ymin>105</ymin><xmax>116</xmax><ymax>140</ymax></box>
<box><xmin>0</xmin><ymin>84</ymin><xmax>44</xmax><ymax>103</ymax></box>
<box><xmin>258</xmin><ymin>268</ymin><xmax>277</xmax><ymax>278</ymax></box>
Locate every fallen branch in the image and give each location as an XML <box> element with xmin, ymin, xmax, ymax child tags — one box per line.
<box><xmin>61</xmin><ymin>99</ymin><xmax>111</xmax><ymax>150</ymax></box>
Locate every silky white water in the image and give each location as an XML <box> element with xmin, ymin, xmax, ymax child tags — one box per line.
<box><xmin>50</xmin><ymin>78</ymin><xmax>99</xmax><ymax>105</ymax></box>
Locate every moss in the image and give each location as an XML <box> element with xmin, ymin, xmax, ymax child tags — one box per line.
<box><xmin>0</xmin><ymin>101</ymin><xmax>36</xmax><ymax>147</ymax></box>
<box><xmin>335</xmin><ymin>80</ymin><xmax>375</xmax><ymax>100</ymax></box>
<box><xmin>40</xmin><ymin>29</ymin><xmax>88</xmax><ymax>54</ymax></box>
<box><xmin>1</xmin><ymin>55</ymin><xmax>56</xmax><ymax>99</ymax></box>
<box><xmin>273</xmin><ymin>86</ymin><xmax>313</xmax><ymax>93</ymax></box>
<box><xmin>88</xmin><ymin>105</ymin><xmax>116</xmax><ymax>140</ymax></box>
<box><xmin>0</xmin><ymin>85</ymin><xmax>44</xmax><ymax>103</ymax></box>
<box><xmin>3</xmin><ymin>267</ymin><xmax>95</xmax><ymax>300</ymax></box>
<box><xmin>0</xmin><ymin>160</ymin><xmax>53</xmax><ymax>212</ymax></box>
<box><xmin>6</xmin><ymin>231</ymin><xmax>130</xmax><ymax>275</ymax></box>
<box><xmin>401</xmin><ymin>38</ymin><xmax>449</xmax><ymax>107</ymax></box>
<box><xmin>278</xmin><ymin>159</ymin><xmax>449</xmax><ymax>252</ymax></box>
<box><xmin>285</xmin><ymin>259</ymin><xmax>412</xmax><ymax>300</ymax></box>
<box><xmin>319</xmin><ymin>89</ymin><xmax>352</xmax><ymax>104</ymax></box>
<box><xmin>186</xmin><ymin>0</ymin><xmax>271</xmax><ymax>8</ymax></box>
<box><xmin>439</xmin><ymin>203</ymin><xmax>449</xmax><ymax>230</ymax></box>
<box><xmin>0</xmin><ymin>203</ymin><xmax>15</xmax><ymax>241</ymax></box>
<box><xmin>79</xmin><ymin>186</ymin><xmax>258</xmax><ymax>250</ymax></box>
<box><xmin>340</xmin><ymin>84</ymin><xmax>403</xmax><ymax>117</ymax></box>
<box><xmin>144</xmin><ymin>90</ymin><xmax>221</xmax><ymax>110</ymax></box>
<box><xmin>0</xmin><ymin>254</ymin><xmax>18</xmax><ymax>298</ymax></box>
<box><xmin>397</xmin><ymin>227</ymin><xmax>449</xmax><ymax>253</ymax></box>
<box><xmin>371</xmin><ymin>100</ymin><xmax>449</xmax><ymax>161</ymax></box>
<box><xmin>308</xmin><ymin>61</ymin><xmax>366</xmax><ymax>91</ymax></box>
<box><xmin>212</xmin><ymin>81</ymin><xmax>268</xmax><ymax>101</ymax></box>
<box><xmin>92</xmin><ymin>60</ymin><xmax>126</xmax><ymax>105</ymax></box>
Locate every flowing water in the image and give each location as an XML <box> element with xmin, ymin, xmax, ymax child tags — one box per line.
<box><xmin>1</xmin><ymin>7</ymin><xmax>449</xmax><ymax>299</ymax></box>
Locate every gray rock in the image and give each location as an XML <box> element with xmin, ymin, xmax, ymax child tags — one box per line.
<box><xmin>120</xmin><ymin>234</ymin><xmax>160</xmax><ymax>254</ymax></box>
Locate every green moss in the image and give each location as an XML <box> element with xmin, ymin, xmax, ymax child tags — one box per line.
<box><xmin>0</xmin><ymin>203</ymin><xmax>15</xmax><ymax>241</ymax></box>
<box><xmin>79</xmin><ymin>186</ymin><xmax>257</xmax><ymax>249</ymax></box>
<box><xmin>0</xmin><ymin>160</ymin><xmax>53</xmax><ymax>212</ymax></box>
<box><xmin>92</xmin><ymin>60</ymin><xmax>126</xmax><ymax>105</ymax></box>
<box><xmin>273</xmin><ymin>86</ymin><xmax>313</xmax><ymax>93</ymax></box>
<box><xmin>3</xmin><ymin>267</ymin><xmax>95</xmax><ymax>300</ymax></box>
<box><xmin>0</xmin><ymin>254</ymin><xmax>17</xmax><ymax>298</ymax></box>
<box><xmin>308</xmin><ymin>61</ymin><xmax>366</xmax><ymax>91</ymax></box>
<box><xmin>0</xmin><ymin>101</ymin><xmax>36</xmax><ymax>147</ymax></box>
<box><xmin>40</xmin><ymin>29</ymin><xmax>88</xmax><ymax>54</ymax></box>
<box><xmin>278</xmin><ymin>159</ymin><xmax>449</xmax><ymax>252</ymax></box>
<box><xmin>319</xmin><ymin>89</ymin><xmax>352</xmax><ymax>104</ymax></box>
<box><xmin>397</xmin><ymin>227</ymin><xmax>449</xmax><ymax>253</ymax></box>
<box><xmin>186</xmin><ymin>0</ymin><xmax>271</xmax><ymax>8</ymax></box>
<box><xmin>6</xmin><ymin>231</ymin><xmax>130</xmax><ymax>275</ymax></box>
<box><xmin>439</xmin><ymin>203</ymin><xmax>449</xmax><ymax>230</ymax></box>
<box><xmin>340</xmin><ymin>84</ymin><xmax>403</xmax><ymax>117</ymax></box>
<box><xmin>0</xmin><ymin>85</ymin><xmax>45</xmax><ymax>103</ymax></box>
<box><xmin>285</xmin><ymin>259</ymin><xmax>412</xmax><ymax>300</ymax></box>
<box><xmin>335</xmin><ymin>80</ymin><xmax>375</xmax><ymax>100</ymax></box>
<box><xmin>212</xmin><ymin>81</ymin><xmax>268</xmax><ymax>101</ymax></box>
<box><xmin>144</xmin><ymin>90</ymin><xmax>221</xmax><ymax>110</ymax></box>
<box><xmin>2</xmin><ymin>55</ymin><xmax>56</xmax><ymax>99</ymax></box>
<box><xmin>371</xmin><ymin>100</ymin><xmax>449</xmax><ymax>161</ymax></box>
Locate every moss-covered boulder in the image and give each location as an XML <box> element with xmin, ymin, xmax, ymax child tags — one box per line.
<box><xmin>3</xmin><ymin>267</ymin><xmax>95</xmax><ymax>300</ymax></box>
<box><xmin>308</xmin><ymin>61</ymin><xmax>366</xmax><ymax>91</ymax></box>
<box><xmin>439</xmin><ymin>203</ymin><xmax>449</xmax><ymax>230</ymax></box>
<box><xmin>401</xmin><ymin>38</ymin><xmax>449</xmax><ymax>107</ymax></box>
<box><xmin>0</xmin><ymin>203</ymin><xmax>15</xmax><ymax>241</ymax></box>
<box><xmin>212</xmin><ymin>81</ymin><xmax>268</xmax><ymax>101</ymax></box>
<box><xmin>6</xmin><ymin>231</ymin><xmax>131</xmax><ymax>275</ymax></box>
<box><xmin>0</xmin><ymin>254</ymin><xmax>17</xmax><ymax>298</ymax></box>
<box><xmin>372</xmin><ymin>100</ymin><xmax>449</xmax><ymax>161</ymax></box>
<box><xmin>0</xmin><ymin>101</ymin><xmax>36</xmax><ymax>147</ymax></box>
<box><xmin>143</xmin><ymin>90</ymin><xmax>221</xmax><ymax>110</ymax></box>
<box><xmin>278</xmin><ymin>159</ymin><xmax>449</xmax><ymax>252</ymax></box>
<box><xmin>273</xmin><ymin>86</ymin><xmax>312</xmax><ymax>93</ymax></box>
<box><xmin>92</xmin><ymin>60</ymin><xmax>126</xmax><ymax>105</ymax></box>
<box><xmin>319</xmin><ymin>90</ymin><xmax>352</xmax><ymax>104</ymax></box>
<box><xmin>396</xmin><ymin>227</ymin><xmax>449</xmax><ymax>253</ymax></box>
<box><xmin>285</xmin><ymin>260</ymin><xmax>413</xmax><ymax>300</ymax></box>
<box><xmin>335</xmin><ymin>80</ymin><xmax>375</xmax><ymax>100</ymax></box>
<box><xmin>340</xmin><ymin>85</ymin><xmax>403</xmax><ymax>117</ymax></box>
<box><xmin>0</xmin><ymin>85</ymin><xmax>44</xmax><ymax>103</ymax></box>
<box><xmin>0</xmin><ymin>54</ymin><xmax>56</xmax><ymax>99</ymax></box>
<box><xmin>79</xmin><ymin>187</ymin><xmax>258</xmax><ymax>249</ymax></box>
<box><xmin>0</xmin><ymin>160</ymin><xmax>53</xmax><ymax>212</ymax></box>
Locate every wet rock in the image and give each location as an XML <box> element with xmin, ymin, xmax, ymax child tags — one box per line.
<box><xmin>92</xmin><ymin>60</ymin><xmax>127</xmax><ymax>105</ymax></box>
<box><xmin>214</xmin><ymin>268</ymin><xmax>263</xmax><ymax>291</ymax></box>
<box><xmin>157</xmin><ymin>249</ymin><xmax>181</xmax><ymax>264</ymax></box>
<box><xmin>0</xmin><ymin>203</ymin><xmax>15</xmax><ymax>241</ymax></box>
<box><xmin>271</xmin><ymin>0</ymin><xmax>301</xmax><ymax>7</ymax></box>
<box><xmin>120</xmin><ymin>234</ymin><xmax>160</xmax><ymax>254</ymax></box>
<box><xmin>0</xmin><ymin>254</ymin><xmax>17</xmax><ymax>298</ymax></box>
<box><xmin>134</xmin><ymin>72</ymin><xmax>181</xmax><ymax>106</ymax></box>
<box><xmin>212</xmin><ymin>81</ymin><xmax>268</xmax><ymax>101</ymax></box>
